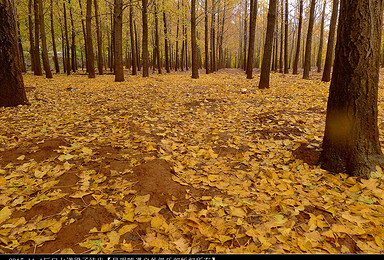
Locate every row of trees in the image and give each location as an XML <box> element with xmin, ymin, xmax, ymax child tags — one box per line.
<box><xmin>14</xmin><ymin>0</ymin><xmax>340</xmax><ymax>82</ymax></box>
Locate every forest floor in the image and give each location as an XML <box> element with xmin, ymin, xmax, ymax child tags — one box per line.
<box><xmin>1</xmin><ymin>68</ymin><xmax>384</xmax><ymax>254</ymax></box>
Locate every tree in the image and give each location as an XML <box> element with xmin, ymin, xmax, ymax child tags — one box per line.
<box><xmin>50</xmin><ymin>0</ymin><xmax>60</xmax><ymax>73</ymax></box>
<box><xmin>292</xmin><ymin>0</ymin><xmax>303</xmax><ymax>75</ymax></box>
<box><xmin>204</xmin><ymin>0</ymin><xmax>209</xmax><ymax>73</ymax></box>
<box><xmin>114</xmin><ymin>0</ymin><xmax>124</xmax><ymax>81</ymax></box>
<box><xmin>129</xmin><ymin>0</ymin><xmax>137</xmax><ymax>75</ymax></box>
<box><xmin>283</xmin><ymin>0</ymin><xmax>288</xmax><ymax>74</ymax></box>
<box><xmin>27</xmin><ymin>0</ymin><xmax>35</xmax><ymax>72</ymax></box>
<box><xmin>63</xmin><ymin>1</ymin><xmax>70</xmax><ymax>75</ymax></box>
<box><xmin>321</xmin><ymin>0</ymin><xmax>339</xmax><ymax>82</ymax></box>
<box><xmin>33</xmin><ymin>0</ymin><xmax>42</xmax><ymax>75</ymax></box>
<box><xmin>86</xmin><ymin>0</ymin><xmax>95</xmax><ymax>78</ymax></box>
<box><xmin>162</xmin><ymin>3</ymin><xmax>170</xmax><ymax>73</ymax></box>
<box><xmin>316</xmin><ymin>0</ymin><xmax>326</xmax><ymax>72</ymax></box>
<box><xmin>38</xmin><ymin>0</ymin><xmax>52</xmax><ymax>78</ymax></box>
<box><xmin>258</xmin><ymin>0</ymin><xmax>277</xmax><ymax>89</ymax></box>
<box><xmin>246</xmin><ymin>0</ymin><xmax>258</xmax><ymax>79</ymax></box>
<box><xmin>320</xmin><ymin>0</ymin><xmax>384</xmax><ymax>177</ymax></box>
<box><xmin>191</xmin><ymin>0</ymin><xmax>199</xmax><ymax>78</ymax></box>
<box><xmin>142</xmin><ymin>0</ymin><xmax>149</xmax><ymax>77</ymax></box>
<box><xmin>0</xmin><ymin>0</ymin><xmax>29</xmax><ymax>107</ymax></box>
<box><xmin>94</xmin><ymin>0</ymin><xmax>103</xmax><ymax>75</ymax></box>
<box><xmin>302</xmin><ymin>0</ymin><xmax>316</xmax><ymax>79</ymax></box>
<box><xmin>154</xmin><ymin>1</ymin><xmax>161</xmax><ymax>74</ymax></box>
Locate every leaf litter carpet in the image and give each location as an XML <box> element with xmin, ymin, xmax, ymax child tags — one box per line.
<box><xmin>1</xmin><ymin>69</ymin><xmax>384</xmax><ymax>253</ymax></box>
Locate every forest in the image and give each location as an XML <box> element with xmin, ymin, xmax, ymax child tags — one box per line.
<box><xmin>1</xmin><ymin>0</ymin><xmax>384</xmax><ymax>254</ymax></box>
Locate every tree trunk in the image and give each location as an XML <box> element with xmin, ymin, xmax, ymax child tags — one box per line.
<box><xmin>134</xmin><ymin>21</ymin><xmax>141</xmax><ymax>71</ymax></box>
<box><xmin>28</xmin><ymin>0</ymin><xmax>35</xmax><ymax>72</ymax></box>
<box><xmin>69</xmin><ymin>0</ymin><xmax>76</xmax><ymax>72</ymax></box>
<box><xmin>154</xmin><ymin>2</ymin><xmax>161</xmax><ymax>74</ymax></box>
<box><xmin>204</xmin><ymin>0</ymin><xmax>209</xmax><ymax>74</ymax></box>
<box><xmin>302</xmin><ymin>0</ymin><xmax>316</xmax><ymax>79</ymax></box>
<box><xmin>33</xmin><ymin>0</ymin><xmax>42</xmax><ymax>75</ymax></box>
<box><xmin>321</xmin><ymin>0</ymin><xmax>339</xmax><ymax>82</ymax></box>
<box><xmin>129</xmin><ymin>0</ymin><xmax>137</xmax><ymax>75</ymax></box>
<box><xmin>258</xmin><ymin>0</ymin><xmax>277</xmax><ymax>89</ymax></box>
<box><xmin>163</xmin><ymin>7</ymin><xmax>170</xmax><ymax>73</ymax></box>
<box><xmin>0</xmin><ymin>0</ymin><xmax>29</xmax><ymax>107</ymax></box>
<box><xmin>246</xmin><ymin>0</ymin><xmax>257</xmax><ymax>79</ymax></box>
<box><xmin>50</xmin><ymin>0</ymin><xmax>59</xmax><ymax>73</ymax></box>
<box><xmin>292</xmin><ymin>0</ymin><xmax>302</xmax><ymax>75</ymax></box>
<box><xmin>278</xmin><ymin>0</ymin><xmax>283</xmax><ymax>73</ymax></box>
<box><xmin>78</xmin><ymin>0</ymin><xmax>87</xmax><ymax>72</ymax></box>
<box><xmin>242</xmin><ymin>0</ymin><xmax>247</xmax><ymax>70</ymax></box>
<box><xmin>320</xmin><ymin>0</ymin><xmax>384</xmax><ymax>177</ymax></box>
<box><xmin>210</xmin><ymin>0</ymin><xmax>216</xmax><ymax>72</ymax></box>
<box><xmin>191</xmin><ymin>0</ymin><xmax>199</xmax><ymax>78</ymax></box>
<box><xmin>175</xmin><ymin>0</ymin><xmax>180</xmax><ymax>71</ymax></box>
<box><xmin>114</xmin><ymin>0</ymin><xmax>124</xmax><ymax>81</ymax></box>
<box><xmin>38</xmin><ymin>0</ymin><xmax>52</xmax><ymax>78</ymax></box>
<box><xmin>63</xmin><ymin>1</ymin><xmax>71</xmax><ymax>75</ymax></box>
<box><xmin>94</xmin><ymin>0</ymin><xmax>103</xmax><ymax>75</ymax></box>
<box><xmin>16</xmin><ymin>19</ymin><xmax>26</xmax><ymax>72</ymax></box>
<box><xmin>142</xmin><ymin>0</ymin><xmax>149</xmax><ymax>77</ymax></box>
<box><xmin>86</xmin><ymin>0</ymin><xmax>95</xmax><ymax>78</ymax></box>
<box><xmin>316</xmin><ymin>0</ymin><xmax>326</xmax><ymax>72</ymax></box>
<box><xmin>283</xmin><ymin>0</ymin><xmax>288</xmax><ymax>73</ymax></box>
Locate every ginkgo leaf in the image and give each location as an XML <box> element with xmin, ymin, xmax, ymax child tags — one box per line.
<box><xmin>0</xmin><ymin>207</ymin><xmax>12</xmax><ymax>224</ymax></box>
<box><xmin>118</xmin><ymin>224</ymin><xmax>137</xmax><ymax>235</ymax></box>
<box><xmin>69</xmin><ymin>191</ymin><xmax>92</xmax><ymax>198</ymax></box>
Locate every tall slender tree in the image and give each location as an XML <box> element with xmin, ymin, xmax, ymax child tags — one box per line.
<box><xmin>142</xmin><ymin>0</ymin><xmax>149</xmax><ymax>77</ymax></box>
<box><xmin>204</xmin><ymin>0</ymin><xmax>209</xmax><ymax>73</ymax></box>
<box><xmin>292</xmin><ymin>0</ymin><xmax>303</xmax><ymax>75</ymax></box>
<box><xmin>302</xmin><ymin>0</ymin><xmax>316</xmax><ymax>79</ymax></box>
<box><xmin>320</xmin><ymin>0</ymin><xmax>384</xmax><ymax>177</ymax></box>
<box><xmin>86</xmin><ymin>0</ymin><xmax>95</xmax><ymax>78</ymax></box>
<box><xmin>114</xmin><ymin>0</ymin><xmax>124</xmax><ymax>81</ymax></box>
<box><xmin>154</xmin><ymin>1</ymin><xmax>162</xmax><ymax>74</ymax></box>
<box><xmin>63</xmin><ymin>1</ymin><xmax>70</xmax><ymax>75</ymax></box>
<box><xmin>129</xmin><ymin>0</ymin><xmax>137</xmax><ymax>75</ymax></box>
<box><xmin>94</xmin><ymin>0</ymin><xmax>103</xmax><ymax>75</ymax></box>
<box><xmin>0</xmin><ymin>0</ymin><xmax>29</xmax><ymax>107</ymax></box>
<box><xmin>33</xmin><ymin>0</ymin><xmax>42</xmax><ymax>75</ymax></box>
<box><xmin>316</xmin><ymin>0</ymin><xmax>326</xmax><ymax>72</ymax></box>
<box><xmin>50</xmin><ymin>0</ymin><xmax>59</xmax><ymax>73</ymax></box>
<box><xmin>321</xmin><ymin>0</ymin><xmax>339</xmax><ymax>82</ymax></box>
<box><xmin>38</xmin><ymin>0</ymin><xmax>52</xmax><ymax>78</ymax></box>
<box><xmin>191</xmin><ymin>0</ymin><xmax>199</xmax><ymax>78</ymax></box>
<box><xmin>246</xmin><ymin>0</ymin><xmax>258</xmax><ymax>79</ymax></box>
<box><xmin>163</xmin><ymin>3</ymin><xmax>170</xmax><ymax>73</ymax></box>
<box><xmin>258</xmin><ymin>0</ymin><xmax>277</xmax><ymax>89</ymax></box>
<box><xmin>28</xmin><ymin>0</ymin><xmax>35</xmax><ymax>72</ymax></box>
<box><xmin>283</xmin><ymin>0</ymin><xmax>288</xmax><ymax>73</ymax></box>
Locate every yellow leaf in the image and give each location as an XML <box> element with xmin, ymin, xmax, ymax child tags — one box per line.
<box><xmin>118</xmin><ymin>224</ymin><xmax>137</xmax><ymax>235</ymax></box>
<box><xmin>60</xmin><ymin>248</ymin><xmax>75</xmax><ymax>254</ymax></box>
<box><xmin>107</xmin><ymin>230</ymin><xmax>120</xmax><ymax>247</ymax></box>
<box><xmin>229</xmin><ymin>206</ymin><xmax>247</xmax><ymax>218</ymax></box>
<box><xmin>101</xmin><ymin>223</ymin><xmax>111</xmax><ymax>232</ymax></box>
<box><xmin>121</xmin><ymin>240</ymin><xmax>133</xmax><ymax>252</ymax></box>
<box><xmin>81</xmin><ymin>147</ymin><xmax>93</xmax><ymax>155</ymax></box>
<box><xmin>16</xmin><ymin>155</ymin><xmax>25</xmax><ymax>160</ymax></box>
<box><xmin>173</xmin><ymin>237</ymin><xmax>190</xmax><ymax>253</ymax></box>
<box><xmin>0</xmin><ymin>207</ymin><xmax>12</xmax><ymax>224</ymax></box>
<box><xmin>49</xmin><ymin>221</ymin><xmax>62</xmax><ymax>234</ymax></box>
<box><xmin>69</xmin><ymin>191</ymin><xmax>92</xmax><ymax>198</ymax></box>
<box><xmin>218</xmin><ymin>235</ymin><xmax>232</xmax><ymax>244</ymax></box>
